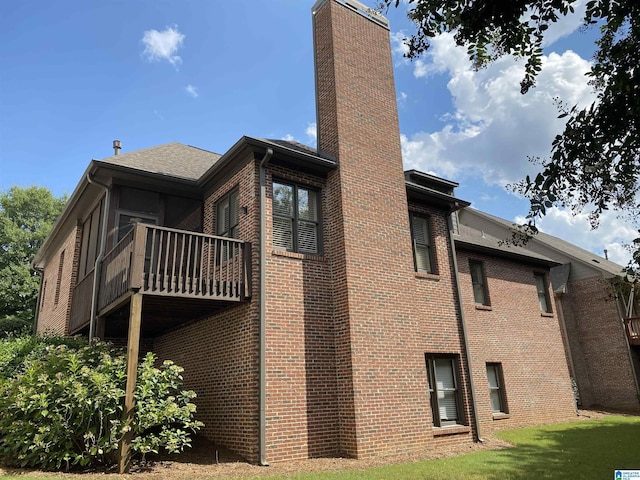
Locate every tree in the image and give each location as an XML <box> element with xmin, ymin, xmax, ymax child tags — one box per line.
<box><xmin>0</xmin><ymin>186</ymin><xmax>67</xmax><ymax>322</ymax></box>
<box><xmin>380</xmin><ymin>0</ymin><xmax>640</xmax><ymax>272</ymax></box>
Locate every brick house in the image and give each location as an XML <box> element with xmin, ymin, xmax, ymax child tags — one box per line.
<box><xmin>457</xmin><ymin>208</ymin><xmax>640</xmax><ymax>412</ymax></box>
<box><xmin>32</xmin><ymin>0</ymin><xmax>614</xmax><ymax>465</ymax></box>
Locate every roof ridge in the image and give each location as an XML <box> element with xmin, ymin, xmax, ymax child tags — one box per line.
<box><xmin>184</xmin><ymin>144</ymin><xmax>222</xmax><ymax>156</ymax></box>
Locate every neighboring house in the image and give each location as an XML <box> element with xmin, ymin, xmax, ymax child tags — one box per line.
<box><xmin>34</xmin><ymin>0</ymin><xmax>618</xmax><ymax>465</ymax></box>
<box><xmin>457</xmin><ymin>208</ymin><xmax>640</xmax><ymax>411</ymax></box>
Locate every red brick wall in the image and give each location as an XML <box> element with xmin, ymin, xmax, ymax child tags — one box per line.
<box><xmin>560</xmin><ymin>276</ymin><xmax>639</xmax><ymax>410</ymax></box>
<box><xmin>314</xmin><ymin>0</ymin><xmax>474</xmax><ymax>458</ymax></box>
<box><xmin>152</xmin><ymin>156</ymin><xmax>261</xmax><ymax>463</ymax></box>
<box><xmin>36</xmin><ymin>225</ymin><xmax>81</xmax><ymax>335</ymax></box>
<box><xmin>456</xmin><ymin>249</ymin><xmax>577</xmax><ymax>434</ymax></box>
<box><xmin>409</xmin><ymin>204</ymin><xmax>475</xmax><ymax>448</ymax></box>
<box><xmin>263</xmin><ymin>164</ymin><xmax>339</xmax><ymax>461</ymax></box>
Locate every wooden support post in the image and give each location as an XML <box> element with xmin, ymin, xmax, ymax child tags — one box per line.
<box><xmin>118</xmin><ymin>292</ymin><xmax>143</xmax><ymax>474</ymax></box>
<box><xmin>95</xmin><ymin>316</ymin><xmax>106</xmax><ymax>340</ymax></box>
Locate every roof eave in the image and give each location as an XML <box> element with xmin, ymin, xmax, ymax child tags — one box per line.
<box><xmin>406</xmin><ymin>182</ymin><xmax>470</xmax><ymax>211</ymax></box>
<box><xmin>454</xmin><ymin>238</ymin><xmax>561</xmax><ymax>268</ymax></box>
<box><xmin>197</xmin><ymin>136</ymin><xmax>337</xmax><ymax>188</ymax></box>
<box><xmin>466</xmin><ymin>208</ymin><xmax>625</xmax><ymax>277</ymax></box>
<box><xmin>32</xmin><ymin>160</ymin><xmax>98</xmax><ymax>269</ymax></box>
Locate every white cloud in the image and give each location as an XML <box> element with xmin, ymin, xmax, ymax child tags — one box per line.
<box><xmin>306</xmin><ymin>122</ymin><xmax>317</xmax><ymax>146</ymax></box>
<box><xmin>400</xmin><ymin>32</ymin><xmax>595</xmax><ymax>187</ymax></box>
<box><xmin>538</xmin><ymin>0</ymin><xmax>588</xmax><ymax>47</ymax></box>
<box><xmin>185</xmin><ymin>84</ymin><xmax>199</xmax><ymax>98</ymax></box>
<box><xmin>142</xmin><ymin>26</ymin><xmax>185</xmax><ymax>67</ymax></box>
<box><xmin>515</xmin><ymin>207</ymin><xmax>635</xmax><ymax>266</ymax></box>
<box><xmin>282</xmin><ymin>134</ymin><xmax>296</xmax><ymax>141</ymax></box>
<box><xmin>390</xmin><ymin>31</ymin><xmax>410</xmax><ymax>57</ymax></box>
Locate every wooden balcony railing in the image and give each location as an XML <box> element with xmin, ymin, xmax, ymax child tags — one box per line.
<box><xmin>97</xmin><ymin>224</ymin><xmax>251</xmax><ymax>315</ymax></box>
<box><xmin>624</xmin><ymin>317</ymin><xmax>640</xmax><ymax>346</ymax></box>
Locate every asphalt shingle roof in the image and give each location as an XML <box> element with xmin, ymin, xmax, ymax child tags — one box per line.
<box><xmin>259</xmin><ymin>138</ymin><xmax>321</xmax><ymax>157</ymax></box>
<box><xmin>95</xmin><ymin>142</ymin><xmax>222</xmax><ymax>181</ymax></box>
<box><xmin>468</xmin><ymin>208</ymin><xmax>625</xmax><ymax>276</ymax></box>
<box><xmin>455</xmin><ymin>223</ymin><xmax>558</xmax><ymax>264</ymax></box>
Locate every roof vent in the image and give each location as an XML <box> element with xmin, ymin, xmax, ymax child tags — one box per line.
<box><xmin>113</xmin><ymin>140</ymin><xmax>121</xmax><ymax>155</ymax></box>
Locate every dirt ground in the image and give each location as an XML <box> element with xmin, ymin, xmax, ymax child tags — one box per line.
<box><xmin>0</xmin><ymin>410</ymin><xmax>616</xmax><ymax>479</ymax></box>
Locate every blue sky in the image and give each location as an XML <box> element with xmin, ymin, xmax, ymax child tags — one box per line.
<box><xmin>0</xmin><ymin>0</ymin><xmax>633</xmax><ymax>265</ymax></box>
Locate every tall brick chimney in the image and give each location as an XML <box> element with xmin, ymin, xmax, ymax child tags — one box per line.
<box><xmin>312</xmin><ymin>0</ymin><xmax>424</xmax><ymax>458</ymax></box>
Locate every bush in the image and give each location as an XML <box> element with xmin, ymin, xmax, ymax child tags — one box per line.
<box><xmin>0</xmin><ymin>339</ymin><xmax>202</xmax><ymax>471</ymax></box>
<box><xmin>0</xmin><ymin>315</ymin><xmax>32</xmax><ymax>338</ymax></box>
<box><xmin>0</xmin><ymin>334</ymin><xmax>86</xmax><ymax>380</ymax></box>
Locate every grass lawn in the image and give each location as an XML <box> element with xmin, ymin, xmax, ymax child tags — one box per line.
<box><xmin>276</xmin><ymin>415</ymin><xmax>639</xmax><ymax>480</ymax></box>
<box><xmin>1</xmin><ymin>415</ymin><xmax>638</xmax><ymax>479</ymax></box>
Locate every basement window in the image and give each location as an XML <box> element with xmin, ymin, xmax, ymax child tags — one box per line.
<box><xmin>426</xmin><ymin>354</ymin><xmax>465</xmax><ymax>427</ymax></box>
<box><xmin>486</xmin><ymin>363</ymin><xmax>508</xmax><ymax>414</ymax></box>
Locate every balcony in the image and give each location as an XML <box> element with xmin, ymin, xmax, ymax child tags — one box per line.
<box><xmin>70</xmin><ymin>224</ymin><xmax>251</xmax><ymax>336</ymax></box>
<box><xmin>624</xmin><ymin>317</ymin><xmax>640</xmax><ymax>346</ymax></box>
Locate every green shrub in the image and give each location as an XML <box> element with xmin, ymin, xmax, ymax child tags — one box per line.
<box><xmin>0</xmin><ymin>334</ymin><xmax>86</xmax><ymax>380</ymax></box>
<box><xmin>0</xmin><ymin>340</ymin><xmax>202</xmax><ymax>471</ymax></box>
<box><xmin>0</xmin><ymin>315</ymin><xmax>32</xmax><ymax>338</ymax></box>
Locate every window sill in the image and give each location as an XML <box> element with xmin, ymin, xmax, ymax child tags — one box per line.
<box><xmin>474</xmin><ymin>304</ymin><xmax>492</xmax><ymax>311</ymax></box>
<box><xmin>540</xmin><ymin>312</ymin><xmax>554</xmax><ymax>318</ymax></box>
<box><xmin>415</xmin><ymin>272</ymin><xmax>440</xmax><ymax>281</ymax></box>
<box><xmin>432</xmin><ymin>425</ymin><xmax>471</xmax><ymax>437</ymax></box>
<box><xmin>271</xmin><ymin>250</ymin><xmax>325</xmax><ymax>262</ymax></box>
<box><xmin>492</xmin><ymin>412</ymin><xmax>511</xmax><ymax>420</ymax></box>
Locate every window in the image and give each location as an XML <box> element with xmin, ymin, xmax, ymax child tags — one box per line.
<box><xmin>486</xmin><ymin>363</ymin><xmax>508</xmax><ymax>414</ymax></box>
<box><xmin>54</xmin><ymin>250</ymin><xmax>65</xmax><ymax>306</ymax></box>
<box><xmin>410</xmin><ymin>213</ymin><xmax>435</xmax><ymax>274</ymax></box>
<box><xmin>425</xmin><ymin>355</ymin><xmax>464</xmax><ymax>427</ymax></box>
<box><xmin>272</xmin><ymin>181</ymin><xmax>320</xmax><ymax>254</ymax></box>
<box><xmin>469</xmin><ymin>261</ymin><xmax>490</xmax><ymax>305</ymax></box>
<box><xmin>534</xmin><ymin>273</ymin><xmax>552</xmax><ymax>313</ymax></box>
<box><xmin>216</xmin><ymin>189</ymin><xmax>239</xmax><ymax>238</ymax></box>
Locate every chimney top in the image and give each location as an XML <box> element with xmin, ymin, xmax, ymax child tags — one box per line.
<box><xmin>312</xmin><ymin>0</ymin><xmax>389</xmax><ymax>29</ymax></box>
<box><xmin>113</xmin><ymin>140</ymin><xmax>121</xmax><ymax>155</ymax></box>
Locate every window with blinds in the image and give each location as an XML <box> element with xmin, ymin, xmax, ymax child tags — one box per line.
<box><xmin>410</xmin><ymin>213</ymin><xmax>436</xmax><ymax>274</ymax></box>
<box><xmin>534</xmin><ymin>273</ymin><xmax>552</xmax><ymax>313</ymax></box>
<box><xmin>470</xmin><ymin>260</ymin><xmax>490</xmax><ymax>305</ymax></box>
<box><xmin>486</xmin><ymin>363</ymin><xmax>508</xmax><ymax>414</ymax></box>
<box><xmin>216</xmin><ymin>189</ymin><xmax>239</xmax><ymax>239</ymax></box>
<box><xmin>426</xmin><ymin>354</ymin><xmax>464</xmax><ymax>427</ymax></box>
<box><xmin>272</xmin><ymin>181</ymin><xmax>320</xmax><ymax>254</ymax></box>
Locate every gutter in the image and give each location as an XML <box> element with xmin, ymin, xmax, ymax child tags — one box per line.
<box><xmin>447</xmin><ymin>209</ymin><xmax>484</xmax><ymax>443</ymax></box>
<box><xmin>33</xmin><ymin>268</ymin><xmax>44</xmax><ymax>334</ymax></box>
<box><xmin>553</xmin><ymin>291</ymin><xmax>580</xmax><ymax>414</ymax></box>
<box><xmin>86</xmin><ymin>173</ymin><xmax>111</xmax><ymax>343</ymax></box>
<box><xmin>258</xmin><ymin>147</ymin><xmax>273</xmax><ymax>466</ymax></box>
